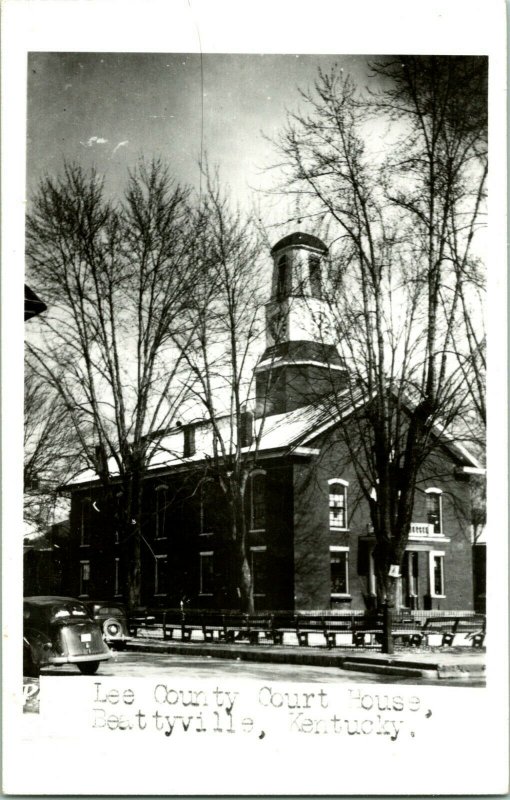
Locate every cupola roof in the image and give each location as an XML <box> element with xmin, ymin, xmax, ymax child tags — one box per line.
<box><xmin>271</xmin><ymin>232</ymin><xmax>328</xmax><ymax>255</ymax></box>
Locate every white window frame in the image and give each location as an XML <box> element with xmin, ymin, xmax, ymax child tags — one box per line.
<box><xmin>429</xmin><ymin>550</ymin><xmax>446</xmax><ymax>598</ymax></box>
<box><xmin>199</xmin><ymin>551</ymin><xmax>214</xmax><ymax>596</ymax></box>
<box><xmin>328</xmin><ymin>478</ymin><xmax>349</xmax><ymax>531</ymax></box>
<box><xmin>249</xmin><ymin>469</ymin><xmax>266</xmax><ymax>532</ymax></box>
<box><xmin>154</xmin><ymin>554</ymin><xmax>168</xmax><ymax>597</ymax></box>
<box><xmin>330</xmin><ymin>545</ymin><xmax>350</xmax><ymax>597</ymax></box>
<box><xmin>425</xmin><ymin>487</ymin><xmax>443</xmax><ymax>535</ymax></box>
<box><xmin>79</xmin><ymin>560</ymin><xmax>90</xmax><ymax>598</ymax></box>
<box><xmin>114</xmin><ymin>557</ymin><xmax>121</xmax><ymax>597</ymax></box>
<box><xmin>250</xmin><ymin>545</ymin><xmax>267</xmax><ymax>597</ymax></box>
<box><xmin>155</xmin><ymin>484</ymin><xmax>168</xmax><ymax>540</ymax></box>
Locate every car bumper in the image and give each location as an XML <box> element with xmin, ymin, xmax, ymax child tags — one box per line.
<box><xmin>49</xmin><ymin>652</ymin><xmax>111</xmax><ymax>665</ymax></box>
<box><xmin>105</xmin><ymin>635</ymin><xmax>132</xmax><ymax>644</ymax></box>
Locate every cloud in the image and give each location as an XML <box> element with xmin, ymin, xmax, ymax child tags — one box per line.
<box><xmin>111</xmin><ymin>140</ymin><xmax>129</xmax><ymax>157</ymax></box>
<box><xmin>80</xmin><ymin>135</ymin><xmax>108</xmax><ymax>148</ymax></box>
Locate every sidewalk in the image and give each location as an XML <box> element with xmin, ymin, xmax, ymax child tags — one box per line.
<box><xmin>125</xmin><ymin>637</ymin><xmax>485</xmax><ymax>680</ymax></box>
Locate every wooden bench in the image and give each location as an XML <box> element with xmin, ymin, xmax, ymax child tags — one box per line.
<box><xmin>295</xmin><ymin>615</ymin><xmax>327</xmax><ymax>647</ymax></box>
<box><xmin>246</xmin><ymin>614</ymin><xmax>274</xmax><ymax>645</ymax></box>
<box><xmin>220</xmin><ymin>613</ymin><xmax>274</xmax><ymax>645</ymax></box>
<box><xmin>180</xmin><ymin>611</ymin><xmax>223</xmax><ymax>642</ymax></box>
<box><xmin>129</xmin><ymin>607</ymin><xmax>157</xmax><ymax>637</ymax></box>
<box><xmin>352</xmin><ymin>614</ymin><xmax>383</xmax><ymax>647</ymax></box>
<box><xmin>323</xmin><ymin>615</ymin><xmax>358</xmax><ymax>648</ymax></box>
<box><xmin>442</xmin><ymin>615</ymin><xmax>486</xmax><ymax>648</ymax></box>
<box><xmin>352</xmin><ymin>614</ymin><xmax>423</xmax><ymax>647</ymax></box>
<box><xmin>162</xmin><ymin>609</ymin><xmax>185</xmax><ymax>641</ymax></box>
<box><xmin>200</xmin><ymin>612</ymin><xmax>229</xmax><ymax>642</ymax></box>
<box><xmin>296</xmin><ymin>614</ymin><xmax>356</xmax><ymax>648</ymax></box>
<box><xmin>270</xmin><ymin>612</ymin><xmax>297</xmax><ymax>645</ymax></box>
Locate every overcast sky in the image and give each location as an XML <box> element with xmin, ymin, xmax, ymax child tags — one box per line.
<box><xmin>27</xmin><ymin>52</ymin><xmax>376</xmax><ymax>237</ymax></box>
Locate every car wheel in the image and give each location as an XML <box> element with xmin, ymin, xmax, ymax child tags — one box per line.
<box><xmin>23</xmin><ymin>650</ymin><xmax>40</xmax><ymax>678</ymax></box>
<box><xmin>103</xmin><ymin>617</ymin><xmax>122</xmax><ymax>639</ymax></box>
<box><xmin>78</xmin><ymin>661</ymin><xmax>100</xmax><ymax>675</ymax></box>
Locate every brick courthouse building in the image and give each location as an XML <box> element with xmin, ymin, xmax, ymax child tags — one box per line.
<box><xmin>65</xmin><ymin>233</ymin><xmax>481</xmax><ymax>612</ymax></box>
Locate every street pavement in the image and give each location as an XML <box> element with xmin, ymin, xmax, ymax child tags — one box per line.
<box><xmin>38</xmin><ymin>648</ymin><xmax>485</xmax><ymax>686</ymax></box>
<box><xmin>123</xmin><ymin>635</ymin><xmax>486</xmax><ymax>683</ymax></box>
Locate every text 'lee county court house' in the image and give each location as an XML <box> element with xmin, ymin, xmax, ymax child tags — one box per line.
<box><xmin>63</xmin><ymin>233</ymin><xmax>482</xmax><ymax>612</ymax></box>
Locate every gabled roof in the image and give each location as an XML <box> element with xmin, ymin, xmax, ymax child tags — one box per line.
<box><xmin>66</xmin><ymin>383</ymin><xmax>481</xmax><ymax>488</ymax></box>
<box><xmin>254</xmin><ymin>384</ymin><xmax>368</xmax><ymax>451</ymax></box>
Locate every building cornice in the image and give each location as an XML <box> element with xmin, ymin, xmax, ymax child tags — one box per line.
<box><xmin>255</xmin><ymin>358</ymin><xmax>346</xmax><ymax>373</ymax></box>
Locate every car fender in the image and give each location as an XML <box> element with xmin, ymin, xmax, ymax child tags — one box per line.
<box><xmin>24</xmin><ymin>628</ymin><xmax>53</xmax><ymax>667</ymax></box>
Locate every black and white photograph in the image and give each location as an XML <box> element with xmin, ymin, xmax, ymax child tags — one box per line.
<box><xmin>3</xmin><ymin>0</ymin><xmax>508</xmax><ymax>795</ymax></box>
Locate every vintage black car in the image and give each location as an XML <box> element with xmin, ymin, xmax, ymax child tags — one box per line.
<box><xmin>84</xmin><ymin>601</ymin><xmax>131</xmax><ymax>649</ymax></box>
<box><xmin>23</xmin><ymin>596</ymin><xmax>111</xmax><ymax>676</ymax></box>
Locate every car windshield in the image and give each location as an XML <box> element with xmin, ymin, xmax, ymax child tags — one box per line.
<box><xmin>51</xmin><ymin>602</ymin><xmax>90</xmax><ymax>622</ymax></box>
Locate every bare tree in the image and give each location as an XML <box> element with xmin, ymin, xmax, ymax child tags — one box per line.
<box><xmin>24</xmin><ymin>355</ymin><xmax>79</xmax><ymax>539</ymax></box>
<box><xmin>24</xmin><ymin>357</ymin><xmax>77</xmax><ymax>489</ymax></box>
<box><xmin>172</xmin><ymin>173</ymin><xmax>271</xmax><ymax>613</ymax></box>
<box><xmin>274</xmin><ymin>57</ymin><xmax>487</xmax><ymax>650</ymax></box>
<box><xmin>25</xmin><ymin>159</ymin><xmax>198</xmax><ymax>607</ymax></box>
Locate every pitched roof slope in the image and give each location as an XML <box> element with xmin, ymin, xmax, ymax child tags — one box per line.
<box><xmin>66</xmin><ymin>384</ymin><xmax>481</xmax><ymax>487</ymax></box>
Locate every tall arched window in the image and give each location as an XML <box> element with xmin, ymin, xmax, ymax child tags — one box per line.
<box><xmin>309</xmin><ymin>255</ymin><xmax>321</xmax><ymax>297</ymax></box>
<box><xmin>425</xmin><ymin>488</ymin><xmax>442</xmax><ymax>534</ymax></box>
<box><xmin>249</xmin><ymin>470</ymin><xmax>266</xmax><ymax>531</ymax></box>
<box><xmin>155</xmin><ymin>485</ymin><xmax>169</xmax><ymax>540</ymax></box>
<box><xmin>330</xmin><ymin>546</ymin><xmax>349</xmax><ymax>596</ymax></box>
<box><xmin>155</xmin><ymin>554</ymin><xmax>168</xmax><ymax>596</ymax></box>
<box><xmin>276</xmin><ymin>254</ymin><xmax>288</xmax><ymax>300</ymax></box>
<box><xmin>328</xmin><ymin>479</ymin><xmax>348</xmax><ymax>530</ymax></box>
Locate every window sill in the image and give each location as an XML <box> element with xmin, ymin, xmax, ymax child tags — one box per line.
<box><xmin>331</xmin><ymin>593</ymin><xmax>351</xmax><ymax>599</ymax></box>
<box><xmin>79</xmin><ymin>544</ymin><xmax>90</xmax><ymax>548</ymax></box>
<box><xmin>330</xmin><ymin>528</ymin><xmax>350</xmax><ymax>533</ymax></box>
<box><xmin>199</xmin><ymin>593</ymin><xmax>213</xmax><ymax>597</ymax></box>
<box><xmin>154</xmin><ymin>593</ymin><xmax>168</xmax><ymax>597</ymax></box>
<box><xmin>250</xmin><ymin>528</ymin><xmax>266</xmax><ymax>534</ymax></box>
<box><xmin>430</xmin><ymin>594</ymin><xmax>446</xmax><ymax>599</ymax></box>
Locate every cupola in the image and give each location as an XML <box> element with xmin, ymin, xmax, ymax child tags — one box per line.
<box><xmin>255</xmin><ymin>232</ymin><xmax>347</xmax><ymax>416</ymax></box>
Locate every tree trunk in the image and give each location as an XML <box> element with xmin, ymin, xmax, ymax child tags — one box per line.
<box><xmin>239</xmin><ymin>549</ymin><xmax>254</xmax><ymax>614</ymax></box>
<box><xmin>227</xmin><ymin>479</ymin><xmax>254</xmax><ymax>614</ymax></box>
<box><xmin>374</xmin><ymin>546</ymin><xmax>396</xmax><ymax>654</ymax></box>
<box><xmin>122</xmin><ymin>473</ymin><xmax>143</xmax><ymax>610</ymax></box>
<box><xmin>127</xmin><ymin>530</ymin><xmax>142</xmax><ymax>609</ymax></box>
<box><xmin>381</xmin><ymin>577</ymin><xmax>397</xmax><ymax>655</ymax></box>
